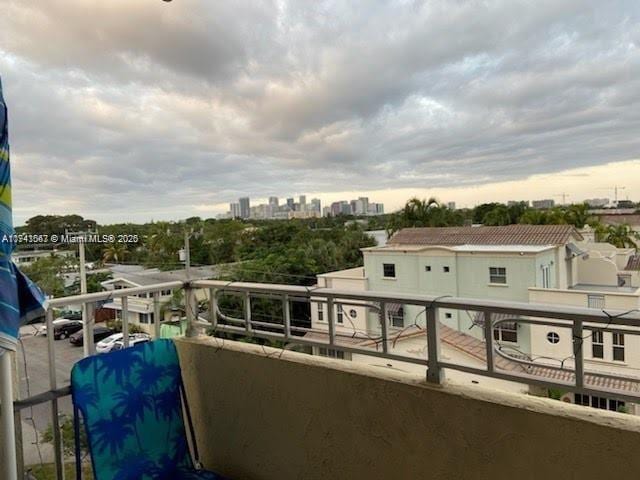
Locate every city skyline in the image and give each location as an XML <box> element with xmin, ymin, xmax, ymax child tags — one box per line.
<box><xmin>2</xmin><ymin>2</ymin><xmax>639</xmax><ymax>225</ymax></box>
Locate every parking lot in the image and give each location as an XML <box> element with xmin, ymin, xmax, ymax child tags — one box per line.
<box><xmin>16</xmin><ymin>325</ymin><xmax>87</xmax><ymax>465</ymax></box>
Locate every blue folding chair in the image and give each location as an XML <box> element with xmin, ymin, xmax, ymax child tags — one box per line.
<box><xmin>71</xmin><ymin>338</ymin><xmax>226</xmax><ymax>480</ymax></box>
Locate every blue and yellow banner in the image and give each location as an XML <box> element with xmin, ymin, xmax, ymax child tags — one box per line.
<box><xmin>0</xmin><ymin>77</ymin><xmax>45</xmax><ymax>353</ymax></box>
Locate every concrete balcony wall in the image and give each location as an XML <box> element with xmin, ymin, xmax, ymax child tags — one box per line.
<box><xmin>176</xmin><ymin>337</ymin><xmax>640</xmax><ymax>480</ymax></box>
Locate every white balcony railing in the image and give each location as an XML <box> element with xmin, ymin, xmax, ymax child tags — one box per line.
<box><xmin>5</xmin><ymin>279</ymin><xmax>640</xmax><ymax>479</ymax></box>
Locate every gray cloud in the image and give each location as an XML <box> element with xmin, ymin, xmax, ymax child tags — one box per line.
<box><xmin>0</xmin><ymin>0</ymin><xmax>639</xmax><ymax>222</ymax></box>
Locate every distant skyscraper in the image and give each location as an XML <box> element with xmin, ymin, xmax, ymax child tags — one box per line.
<box><xmin>230</xmin><ymin>202</ymin><xmax>241</xmax><ymax>219</ymax></box>
<box><xmin>311</xmin><ymin>198</ymin><xmax>321</xmax><ymax>212</ymax></box>
<box><xmin>269</xmin><ymin>196</ymin><xmax>279</xmax><ymax>207</ymax></box>
<box><xmin>532</xmin><ymin>199</ymin><xmax>555</xmax><ymax>210</ymax></box>
<box><xmin>446</xmin><ymin>202</ymin><xmax>456</xmax><ymax>210</ymax></box>
<box><xmin>239</xmin><ymin>197</ymin><xmax>250</xmax><ymax>219</ymax></box>
<box><xmin>286</xmin><ymin>197</ymin><xmax>294</xmax><ymax>210</ymax></box>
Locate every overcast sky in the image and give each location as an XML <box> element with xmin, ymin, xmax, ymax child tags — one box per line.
<box><xmin>1</xmin><ymin>0</ymin><xmax>639</xmax><ymax>224</ymax></box>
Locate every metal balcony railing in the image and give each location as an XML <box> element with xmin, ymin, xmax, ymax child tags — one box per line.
<box><xmin>5</xmin><ymin>279</ymin><xmax>640</xmax><ymax>479</ymax></box>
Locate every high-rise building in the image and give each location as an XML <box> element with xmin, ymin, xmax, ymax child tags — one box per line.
<box><xmin>446</xmin><ymin>202</ymin><xmax>456</xmax><ymax>210</ymax></box>
<box><xmin>311</xmin><ymin>198</ymin><xmax>321</xmax><ymax>212</ymax></box>
<box><xmin>286</xmin><ymin>198</ymin><xmax>294</xmax><ymax>210</ymax></box>
<box><xmin>269</xmin><ymin>196</ymin><xmax>279</xmax><ymax>207</ymax></box>
<box><xmin>229</xmin><ymin>202</ymin><xmax>241</xmax><ymax>219</ymax></box>
<box><xmin>532</xmin><ymin>199</ymin><xmax>555</xmax><ymax>209</ymax></box>
<box><xmin>239</xmin><ymin>197</ymin><xmax>251</xmax><ymax>219</ymax></box>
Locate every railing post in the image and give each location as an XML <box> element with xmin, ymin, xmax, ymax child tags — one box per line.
<box><xmin>327</xmin><ymin>297</ymin><xmax>336</xmax><ymax>347</ymax></box>
<box><xmin>1</xmin><ymin>351</ymin><xmax>18</xmax><ymax>480</ymax></box>
<box><xmin>379</xmin><ymin>301</ymin><xmax>388</xmax><ymax>353</ymax></box>
<box><xmin>46</xmin><ymin>308</ymin><xmax>65</xmax><ymax>479</ymax></box>
<box><xmin>243</xmin><ymin>291</ymin><xmax>252</xmax><ymax>336</ymax></box>
<box><xmin>85</xmin><ymin>302</ymin><xmax>96</xmax><ymax>355</ymax></box>
<box><xmin>283</xmin><ymin>294</ymin><xmax>291</xmax><ymax>341</ymax></box>
<box><xmin>122</xmin><ymin>296</ymin><xmax>130</xmax><ymax>348</ymax></box>
<box><xmin>483</xmin><ymin>310</ymin><xmax>494</xmax><ymax>373</ymax></box>
<box><xmin>153</xmin><ymin>292</ymin><xmax>161</xmax><ymax>339</ymax></box>
<box><xmin>185</xmin><ymin>283</ymin><xmax>198</xmax><ymax>338</ymax></box>
<box><xmin>573</xmin><ymin>319</ymin><xmax>584</xmax><ymax>389</ymax></box>
<box><xmin>426</xmin><ymin>304</ymin><xmax>444</xmax><ymax>384</ymax></box>
<box><xmin>209</xmin><ymin>288</ymin><xmax>217</xmax><ymax>330</ymax></box>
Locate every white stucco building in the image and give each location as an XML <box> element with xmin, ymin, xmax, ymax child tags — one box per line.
<box><xmin>308</xmin><ymin>225</ymin><xmax>640</xmax><ymax>413</ymax></box>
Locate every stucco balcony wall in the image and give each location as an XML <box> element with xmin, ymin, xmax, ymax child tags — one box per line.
<box><xmin>176</xmin><ymin>337</ymin><xmax>640</xmax><ymax>480</ymax></box>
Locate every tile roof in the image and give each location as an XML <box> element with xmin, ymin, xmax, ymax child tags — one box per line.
<box><xmin>388</xmin><ymin>225</ymin><xmax>582</xmax><ymax>246</ymax></box>
<box><xmin>438</xmin><ymin>324</ymin><xmax>640</xmax><ymax>395</ymax></box>
<box><xmin>317</xmin><ymin>323</ymin><xmax>640</xmax><ymax>395</ymax></box>
<box><xmin>624</xmin><ymin>254</ymin><xmax>640</xmax><ymax>271</ymax></box>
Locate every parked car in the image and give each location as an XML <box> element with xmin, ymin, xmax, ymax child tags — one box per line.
<box><xmin>96</xmin><ymin>333</ymin><xmax>150</xmax><ymax>354</ymax></box>
<box><xmin>69</xmin><ymin>325</ymin><xmax>114</xmax><ymax>346</ymax></box>
<box><xmin>110</xmin><ymin>336</ymin><xmax>151</xmax><ymax>352</ymax></box>
<box><xmin>53</xmin><ymin>320</ymin><xmax>83</xmax><ymax>340</ymax></box>
<box><xmin>39</xmin><ymin>318</ymin><xmax>73</xmax><ymax>336</ymax></box>
<box><xmin>56</xmin><ymin>309</ymin><xmax>82</xmax><ymax>321</ymax></box>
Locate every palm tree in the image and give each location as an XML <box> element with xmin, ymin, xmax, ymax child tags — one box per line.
<box><xmin>387</xmin><ymin>197</ymin><xmax>462</xmax><ymax>236</ymax></box>
<box><xmin>597</xmin><ymin>224</ymin><xmax>639</xmax><ymax>249</ymax></box>
<box><xmin>103</xmin><ymin>243</ymin><xmax>128</xmax><ymax>263</ymax></box>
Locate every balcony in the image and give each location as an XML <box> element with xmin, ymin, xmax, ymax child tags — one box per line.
<box><xmin>4</xmin><ymin>280</ymin><xmax>640</xmax><ymax>479</ymax></box>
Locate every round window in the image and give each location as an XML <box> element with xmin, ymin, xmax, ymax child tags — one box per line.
<box><xmin>547</xmin><ymin>332</ymin><xmax>560</xmax><ymax>344</ymax></box>
<box><xmin>349</xmin><ymin>309</ymin><xmax>357</xmax><ymax>318</ymax></box>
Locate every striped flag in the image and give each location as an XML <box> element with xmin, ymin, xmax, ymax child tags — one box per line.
<box><xmin>0</xmin><ymin>77</ymin><xmax>45</xmax><ymax>354</ymax></box>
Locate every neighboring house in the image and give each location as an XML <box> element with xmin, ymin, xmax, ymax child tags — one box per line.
<box><xmin>13</xmin><ymin>249</ymin><xmax>75</xmax><ymax>267</ymax></box>
<box><xmin>308</xmin><ymin>225</ymin><xmax>640</xmax><ymax>413</ymax></box>
<box><xmin>101</xmin><ymin>265</ymin><xmax>219</xmax><ymax>333</ymax></box>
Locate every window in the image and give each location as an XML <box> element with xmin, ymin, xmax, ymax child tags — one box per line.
<box><xmin>588</xmin><ymin>295</ymin><xmax>605</xmax><ymax>309</ymax></box>
<box><xmin>575</xmin><ymin>394</ymin><xmax>625</xmax><ymax>412</ymax></box>
<box><xmin>425</xmin><ymin>265</ymin><xmax>431</xmax><ymax>272</ymax></box>
<box><xmin>443</xmin><ymin>266</ymin><xmax>450</xmax><ymax>273</ymax></box>
<box><xmin>445</xmin><ymin>312</ymin><xmax>452</xmax><ymax>319</ymax></box>
<box><xmin>613</xmin><ymin>332</ymin><xmax>625</xmax><ymax>362</ymax></box>
<box><xmin>388</xmin><ymin>306</ymin><xmax>404</xmax><ymax>328</ymax></box>
<box><xmin>592</xmin><ymin>330</ymin><xmax>604</xmax><ymax>359</ymax></box>
<box><xmin>541</xmin><ymin>265</ymin><xmax>551</xmax><ymax>288</ymax></box>
<box><xmin>336</xmin><ymin>306</ymin><xmax>344</xmax><ymax>324</ymax></box>
<box><xmin>318</xmin><ymin>347</ymin><xmax>345</xmax><ymax>359</ymax></box>
<box><xmin>349</xmin><ymin>309</ymin><xmax>357</xmax><ymax>318</ymax></box>
<box><xmin>317</xmin><ymin>304</ymin><xmax>324</xmax><ymax>322</ymax></box>
<box><xmin>489</xmin><ymin>267</ymin><xmax>507</xmax><ymax>284</ymax></box>
<box><xmin>493</xmin><ymin>323</ymin><xmax>517</xmax><ymax>343</ymax></box>
<box><xmin>383</xmin><ymin>263</ymin><xmax>396</xmax><ymax>278</ymax></box>
<box><xmin>547</xmin><ymin>331</ymin><xmax>560</xmax><ymax>344</ymax></box>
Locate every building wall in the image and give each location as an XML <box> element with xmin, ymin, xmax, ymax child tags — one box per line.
<box><xmin>177</xmin><ymin>337</ymin><xmax>640</xmax><ymax>480</ymax></box>
<box><xmin>311</xmin><ymin>272</ymin><xmax>369</xmax><ymax>335</ymax></box>
<box><xmin>363</xmin><ymin>248</ymin><xmax>560</xmax><ymax>352</ymax></box>
<box><xmin>529</xmin><ymin>288</ymin><xmax>640</xmax><ymax>382</ymax></box>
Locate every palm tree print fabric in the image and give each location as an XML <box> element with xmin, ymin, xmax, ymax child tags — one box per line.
<box><xmin>71</xmin><ymin>339</ymin><xmax>225</xmax><ymax>480</ymax></box>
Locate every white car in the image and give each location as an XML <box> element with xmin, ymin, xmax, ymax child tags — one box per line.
<box><xmin>110</xmin><ymin>336</ymin><xmax>151</xmax><ymax>352</ymax></box>
<box><xmin>96</xmin><ymin>333</ymin><xmax>150</xmax><ymax>353</ymax></box>
<box><xmin>38</xmin><ymin>318</ymin><xmax>74</xmax><ymax>336</ymax></box>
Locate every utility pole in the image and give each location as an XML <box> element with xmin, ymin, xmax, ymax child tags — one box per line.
<box><xmin>182</xmin><ymin>229</ymin><xmax>191</xmax><ymax>279</ymax></box>
<box><xmin>66</xmin><ymin>228</ymin><xmax>97</xmax><ymax>357</ymax></box>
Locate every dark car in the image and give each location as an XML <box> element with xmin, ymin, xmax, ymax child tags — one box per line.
<box><xmin>57</xmin><ymin>310</ymin><xmax>82</xmax><ymax>321</ymax></box>
<box><xmin>53</xmin><ymin>320</ymin><xmax>83</xmax><ymax>340</ymax></box>
<box><xmin>70</xmin><ymin>325</ymin><xmax>114</xmax><ymax>346</ymax></box>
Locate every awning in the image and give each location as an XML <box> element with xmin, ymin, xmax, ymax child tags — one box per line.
<box><xmin>472</xmin><ymin>311</ymin><xmax>520</xmax><ymax>330</ymax></box>
<box><xmin>385</xmin><ymin>303</ymin><xmax>402</xmax><ymax>315</ymax></box>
